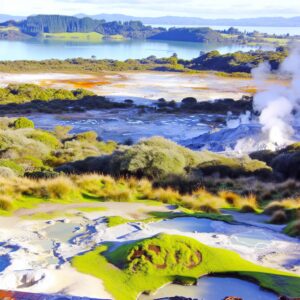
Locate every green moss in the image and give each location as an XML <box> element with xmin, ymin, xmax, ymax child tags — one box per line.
<box><xmin>72</xmin><ymin>234</ymin><xmax>300</xmax><ymax>300</ymax></box>
<box><xmin>148</xmin><ymin>210</ymin><xmax>234</xmax><ymax>223</ymax></box>
<box><xmin>106</xmin><ymin>216</ymin><xmax>132</xmax><ymax>227</ymax></box>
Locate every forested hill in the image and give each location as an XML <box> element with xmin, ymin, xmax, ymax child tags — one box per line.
<box><xmin>20</xmin><ymin>15</ymin><xmax>102</xmax><ymax>34</ymax></box>
<box><xmin>149</xmin><ymin>27</ymin><xmax>224</xmax><ymax>43</ymax></box>
<box><xmin>0</xmin><ymin>14</ymin><xmax>226</xmax><ymax>42</ymax></box>
<box><xmin>16</xmin><ymin>15</ymin><xmax>161</xmax><ymax>38</ymax></box>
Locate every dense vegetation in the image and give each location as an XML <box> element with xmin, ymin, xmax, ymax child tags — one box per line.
<box><xmin>72</xmin><ymin>234</ymin><xmax>300</xmax><ymax>300</ymax></box>
<box><xmin>149</xmin><ymin>27</ymin><xmax>224</xmax><ymax>43</ymax></box>
<box><xmin>20</xmin><ymin>15</ymin><xmax>161</xmax><ymax>39</ymax></box>
<box><xmin>0</xmin><ymin>117</ymin><xmax>117</xmax><ymax>177</ymax></box>
<box><xmin>0</xmin><ymin>117</ymin><xmax>299</xmax><ymax>235</ymax></box>
<box><xmin>0</xmin><ymin>48</ymin><xmax>288</xmax><ymax>74</ymax></box>
<box><xmin>1</xmin><ymin>15</ymin><xmax>298</xmax><ymax>47</ymax></box>
<box><xmin>0</xmin><ymin>15</ymin><xmax>226</xmax><ymax>42</ymax></box>
<box><xmin>0</xmin><ymin>84</ymin><xmax>134</xmax><ymax>114</ymax></box>
<box><xmin>0</xmin><ymin>83</ymin><xmax>95</xmax><ymax>104</ymax></box>
<box><xmin>191</xmin><ymin>47</ymin><xmax>288</xmax><ymax>72</ymax></box>
<box><xmin>58</xmin><ymin>136</ymin><xmax>271</xmax><ymax>180</ymax></box>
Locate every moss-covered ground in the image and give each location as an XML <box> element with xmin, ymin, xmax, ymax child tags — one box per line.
<box><xmin>72</xmin><ymin>234</ymin><xmax>300</xmax><ymax>300</ymax></box>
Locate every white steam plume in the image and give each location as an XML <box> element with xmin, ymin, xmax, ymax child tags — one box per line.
<box><xmin>252</xmin><ymin>47</ymin><xmax>300</xmax><ymax>149</ymax></box>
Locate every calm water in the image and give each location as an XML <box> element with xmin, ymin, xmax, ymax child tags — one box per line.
<box><xmin>0</xmin><ymin>39</ymin><xmax>266</xmax><ymax>61</ymax></box>
<box><xmin>140</xmin><ymin>276</ymin><xmax>277</xmax><ymax>300</ymax></box>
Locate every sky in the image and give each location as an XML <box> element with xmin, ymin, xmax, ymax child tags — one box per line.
<box><xmin>2</xmin><ymin>0</ymin><xmax>300</xmax><ymax>18</ymax></box>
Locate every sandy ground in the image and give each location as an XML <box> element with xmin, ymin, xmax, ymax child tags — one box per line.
<box><xmin>0</xmin><ymin>202</ymin><xmax>299</xmax><ymax>299</ymax></box>
<box><xmin>0</xmin><ymin>71</ymin><xmax>287</xmax><ymax>102</ymax></box>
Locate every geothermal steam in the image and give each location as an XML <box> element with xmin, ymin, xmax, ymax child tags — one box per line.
<box><xmin>252</xmin><ymin>48</ymin><xmax>300</xmax><ymax>148</ymax></box>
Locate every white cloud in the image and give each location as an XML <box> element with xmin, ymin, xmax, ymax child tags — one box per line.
<box><xmin>2</xmin><ymin>0</ymin><xmax>300</xmax><ymax>18</ymax></box>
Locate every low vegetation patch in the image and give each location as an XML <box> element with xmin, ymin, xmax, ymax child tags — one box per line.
<box><xmin>72</xmin><ymin>234</ymin><xmax>300</xmax><ymax>300</ymax></box>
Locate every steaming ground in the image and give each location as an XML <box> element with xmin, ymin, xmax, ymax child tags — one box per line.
<box><xmin>250</xmin><ymin>48</ymin><xmax>300</xmax><ymax>149</ymax></box>
<box><xmin>0</xmin><ymin>71</ymin><xmax>287</xmax><ymax>102</ymax></box>
<box><xmin>0</xmin><ymin>203</ymin><xmax>299</xmax><ymax>299</ymax></box>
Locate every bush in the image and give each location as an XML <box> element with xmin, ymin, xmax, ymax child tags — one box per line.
<box><xmin>75</xmin><ymin>131</ymin><xmax>98</xmax><ymax>143</ymax></box>
<box><xmin>54</xmin><ymin>125</ymin><xmax>73</xmax><ymax>140</ymax></box>
<box><xmin>14</xmin><ymin>117</ymin><xmax>35</xmax><ymax>129</ymax></box>
<box><xmin>264</xmin><ymin>202</ymin><xmax>286</xmax><ymax>215</ymax></box>
<box><xmin>270</xmin><ymin>210</ymin><xmax>288</xmax><ymax>224</ymax></box>
<box><xmin>26</xmin><ymin>130</ymin><xmax>60</xmax><ymax>148</ymax></box>
<box><xmin>0</xmin><ymin>160</ymin><xmax>24</xmax><ymax>176</ymax></box>
<box><xmin>0</xmin><ymin>166</ymin><xmax>16</xmax><ymax>178</ymax></box>
<box><xmin>240</xmin><ymin>205</ymin><xmax>256</xmax><ymax>213</ymax></box>
<box><xmin>284</xmin><ymin>220</ymin><xmax>300</xmax><ymax>237</ymax></box>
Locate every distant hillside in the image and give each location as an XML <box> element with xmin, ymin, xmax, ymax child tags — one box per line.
<box><xmin>78</xmin><ymin>14</ymin><xmax>300</xmax><ymax>27</ymax></box>
<box><xmin>0</xmin><ymin>14</ymin><xmax>25</xmax><ymax>22</ymax></box>
<box><xmin>3</xmin><ymin>13</ymin><xmax>300</xmax><ymax>27</ymax></box>
<box><xmin>0</xmin><ymin>15</ymin><xmax>227</xmax><ymax>43</ymax></box>
<box><xmin>149</xmin><ymin>27</ymin><xmax>224</xmax><ymax>43</ymax></box>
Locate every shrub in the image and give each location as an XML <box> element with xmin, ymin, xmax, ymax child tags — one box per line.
<box><xmin>112</xmin><ymin>137</ymin><xmax>202</xmax><ymax>179</ymax></box>
<box><xmin>270</xmin><ymin>210</ymin><xmax>288</xmax><ymax>224</ymax></box>
<box><xmin>75</xmin><ymin>131</ymin><xmax>98</xmax><ymax>143</ymax></box>
<box><xmin>264</xmin><ymin>202</ymin><xmax>286</xmax><ymax>215</ymax></box>
<box><xmin>0</xmin><ymin>160</ymin><xmax>24</xmax><ymax>176</ymax></box>
<box><xmin>54</xmin><ymin>125</ymin><xmax>73</xmax><ymax>140</ymax></box>
<box><xmin>284</xmin><ymin>220</ymin><xmax>300</xmax><ymax>237</ymax></box>
<box><xmin>0</xmin><ymin>166</ymin><xmax>16</xmax><ymax>178</ymax></box>
<box><xmin>14</xmin><ymin>117</ymin><xmax>35</xmax><ymax>129</ymax></box>
<box><xmin>26</xmin><ymin>130</ymin><xmax>60</xmax><ymax>148</ymax></box>
<box><xmin>240</xmin><ymin>205</ymin><xmax>256</xmax><ymax>213</ymax></box>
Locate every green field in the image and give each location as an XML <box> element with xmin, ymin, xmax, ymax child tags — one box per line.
<box><xmin>43</xmin><ymin>32</ymin><xmax>125</xmax><ymax>43</ymax></box>
<box><xmin>0</xmin><ymin>26</ymin><xmax>20</xmax><ymax>32</ymax></box>
<box><xmin>43</xmin><ymin>32</ymin><xmax>104</xmax><ymax>42</ymax></box>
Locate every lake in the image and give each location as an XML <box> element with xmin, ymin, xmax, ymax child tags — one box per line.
<box><xmin>0</xmin><ymin>39</ymin><xmax>266</xmax><ymax>61</ymax></box>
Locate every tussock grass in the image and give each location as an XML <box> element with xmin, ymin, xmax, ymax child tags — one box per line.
<box><xmin>0</xmin><ymin>173</ymin><xmax>298</xmax><ymax>223</ymax></box>
<box><xmin>0</xmin><ymin>195</ymin><xmax>14</xmax><ymax>211</ymax></box>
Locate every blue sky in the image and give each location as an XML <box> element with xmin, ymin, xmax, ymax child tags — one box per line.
<box><xmin>2</xmin><ymin>0</ymin><xmax>300</xmax><ymax>18</ymax></box>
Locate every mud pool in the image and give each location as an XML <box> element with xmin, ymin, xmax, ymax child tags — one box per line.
<box><xmin>0</xmin><ymin>203</ymin><xmax>299</xmax><ymax>299</ymax></box>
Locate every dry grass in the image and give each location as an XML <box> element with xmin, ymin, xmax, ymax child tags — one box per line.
<box><xmin>147</xmin><ymin>187</ymin><xmax>181</xmax><ymax>204</ymax></box>
<box><xmin>25</xmin><ymin>177</ymin><xmax>78</xmax><ymax>200</ymax></box>
<box><xmin>0</xmin><ymin>174</ymin><xmax>299</xmax><ymax>216</ymax></box>
<box><xmin>0</xmin><ymin>195</ymin><xmax>14</xmax><ymax>211</ymax></box>
<box><xmin>218</xmin><ymin>190</ymin><xmax>242</xmax><ymax>207</ymax></box>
